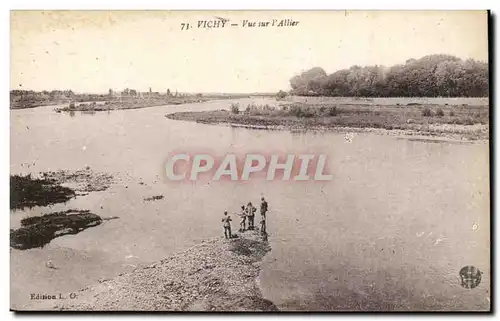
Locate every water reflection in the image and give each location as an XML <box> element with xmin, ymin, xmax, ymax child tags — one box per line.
<box><xmin>64</xmin><ymin>110</ymin><xmax>104</xmax><ymax>117</ymax></box>
<box><xmin>80</xmin><ymin>110</ymin><xmax>96</xmax><ymax>116</ymax></box>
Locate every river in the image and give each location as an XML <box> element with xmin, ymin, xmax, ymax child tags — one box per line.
<box><xmin>10</xmin><ymin>98</ymin><xmax>490</xmax><ymax>311</ymax></box>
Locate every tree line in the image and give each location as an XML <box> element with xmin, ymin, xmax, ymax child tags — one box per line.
<box><xmin>10</xmin><ymin>89</ymin><xmax>75</xmax><ymax>98</ymax></box>
<box><xmin>10</xmin><ymin>90</ymin><xmax>110</xmax><ymax>109</ymax></box>
<box><xmin>289</xmin><ymin>54</ymin><xmax>489</xmax><ymax>97</ymax></box>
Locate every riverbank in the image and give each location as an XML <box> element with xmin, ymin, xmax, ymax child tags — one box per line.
<box><xmin>10</xmin><ymin>168</ymin><xmax>114</xmax><ymax>211</ymax></box>
<box><xmin>20</xmin><ymin>230</ymin><xmax>277</xmax><ymax>311</ymax></box>
<box><xmin>52</xmin><ymin>95</ymin><xmax>262</xmax><ymax>113</ymax></box>
<box><xmin>10</xmin><ymin>96</ymin><xmax>108</xmax><ymax>109</ymax></box>
<box><xmin>166</xmin><ymin>102</ymin><xmax>489</xmax><ymax>141</ymax></box>
<box><xmin>11</xmin><ymin>100</ymin><xmax>79</xmax><ymax>109</ymax></box>
<box><xmin>54</xmin><ymin>98</ymin><xmax>210</xmax><ymax>113</ymax></box>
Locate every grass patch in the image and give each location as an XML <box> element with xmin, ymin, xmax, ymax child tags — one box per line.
<box><xmin>10</xmin><ymin>209</ymin><xmax>103</xmax><ymax>250</ymax></box>
<box><xmin>166</xmin><ymin>101</ymin><xmax>489</xmax><ymax>140</ymax></box>
<box><xmin>10</xmin><ymin>174</ymin><xmax>76</xmax><ymax>211</ymax></box>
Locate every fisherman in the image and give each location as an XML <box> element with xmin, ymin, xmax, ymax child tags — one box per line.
<box><xmin>239</xmin><ymin>205</ymin><xmax>247</xmax><ymax>232</ymax></box>
<box><xmin>260</xmin><ymin>197</ymin><xmax>268</xmax><ymax>218</ymax></box>
<box><xmin>221</xmin><ymin>211</ymin><xmax>232</xmax><ymax>239</ymax></box>
<box><xmin>247</xmin><ymin>202</ymin><xmax>255</xmax><ymax>230</ymax></box>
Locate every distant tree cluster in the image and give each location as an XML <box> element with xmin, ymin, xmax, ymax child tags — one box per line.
<box><xmin>10</xmin><ymin>89</ymin><xmax>75</xmax><ymax>101</ymax></box>
<box><xmin>121</xmin><ymin>88</ymin><xmax>139</xmax><ymax>96</ymax></box>
<box><xmin>10</xmin><ymin>89</ymin><xmax>109</xmax><ymax>109</ymax></box>
<box><xmin>276</xmin><ymin>90</ymin><xmax>288</xmax><ymax>99</ymax></box>
<box><xmin>112</xmin><ymin>88</ymin><xmax>177</xmax><ymax>98</ymax></box>
<box><xmin>290</xmin><ymin>54</ymin><xmax>489</xmax><ymax>97</ymax></box>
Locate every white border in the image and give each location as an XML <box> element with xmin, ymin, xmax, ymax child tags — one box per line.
<box><xmin>2</xmin><ymin>1</ymin><xmax>497</xmax><ymax>320</ymax></box>
<box><xmin>3</xmin><ymin>0</ymin><xmax>499</xmax><ymax>10</ymax></box>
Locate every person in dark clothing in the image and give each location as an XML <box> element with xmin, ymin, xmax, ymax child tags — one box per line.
<box><xmin>260</xmin><ymin>197</ymin><xmax>268</xmax><ymax>218</ymax></box>
<box><xmin>247</xmin><ymin>202</ymin><xmax>255</xmax><ymax>230</ymax></box>
<box><xmin>221</xmin><ymin>211</ymin><xmax>232</xmax><ymax>239</ymax></box>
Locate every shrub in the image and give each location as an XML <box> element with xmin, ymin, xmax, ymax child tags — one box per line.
<box><xmin>302</xmin><ymin>107</ymin><xmax>315</xmax><ymax>118</ymax></box>
<box><xmin>262</xmin><ymin>104</ymin><xmax>275</xmax><ymax>112</ymax></box>
<box><xmin>289</xmin><ymin>104</ymin><xmax>303</xmax><ymax>117</ymax></box>
<box><xmin>328</xmin><ymin>106</ymin><xmax>338</xmax><ymax>116</ymax></box>
<box><xmin>245</xmin><ymin>103</ymin><xmax>262</xmax><ymax>115</ymax></box>
<box><xmin>230</xmin><ymin>103</ymin><xmax>240</xmax><ymax>114</ymax></box>
<box><xmin>464</xmin><ymin>117</ymin><xmax>474</xmax><ymax>125</ymax></box>
<box><xmin>422</xmin><ymin>107</ymin><xmax>433</xmax><ymax>117</ymax></box>
<box><xmin>276</xmin><ymin>90</ymin><xmax>287</xmax><ymax>99</ymax></box>
<box><xmin>449</xmin><ymin>110</ymin><xmax>455</xmax><ymax>117</ymax></box>
<box><xmin>436</xmin><ymin>108</ymin><xmax>444</xmax><ymax>117</ymax></box>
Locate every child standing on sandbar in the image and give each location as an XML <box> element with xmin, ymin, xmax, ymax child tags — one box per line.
<box><xmin>221</xmin><ymin>211</ymin><xmax>232</xmax><ymax>239</ymax></box>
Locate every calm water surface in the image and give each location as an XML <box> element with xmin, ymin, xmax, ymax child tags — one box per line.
<box><xmin>10</xmin><ymin>99</ymin><xmax>490</xmax><ymax>310</ymax></box>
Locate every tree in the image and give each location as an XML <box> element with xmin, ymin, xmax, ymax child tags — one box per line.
<box><xmin>276</xmin><ymin>90</ymin><xmax>287</xmax><ymax>99</ymax></box>
<box><xmin>290</xmin><ymin>67</ymin><xmax>327</xmax><ymax>96</ymax></box>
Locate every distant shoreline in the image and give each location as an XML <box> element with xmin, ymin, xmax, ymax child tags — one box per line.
<box><xmin>166</xmin><ymin>101</ymin><xmax>489</xmax><ymax>141</ymax></box>
<box><xmin>52</xmin><ymin>98</ymin><xmax>210</xmax><ymax>112</ymax></box>
<box><xmin>10</xmin><ymin>100</ymin><xmax>102</xmax><ymax>110</ymax></box>
<box><xmin>50</xmin><ymin>96</ymin><xmax>261</xmax><ymax>112</ymax></box>
<box><xmin>10</xmin><ymin>94</ymin><xmax>259</xmax><ymax>111</ymax></box>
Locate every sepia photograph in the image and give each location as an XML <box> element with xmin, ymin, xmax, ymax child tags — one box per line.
<box><xmin>9</xmin><ymin>10</ymin><xmax>490</xmax><ymax>312</ymax></box>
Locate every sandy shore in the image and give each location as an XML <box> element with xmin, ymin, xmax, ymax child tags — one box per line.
<box><xmin>18</xmin><ymin>230</ymin><xmax>277</xmax><ymax>311</ymax></box>
<box><xmin>225</xmin><ymin>122</ymin><xmax>489</xmax><ymax>143</ymax></box>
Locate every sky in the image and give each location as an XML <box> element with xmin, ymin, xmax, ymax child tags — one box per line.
<box><xmin>10</xmin><ymin>10</ymin><xmax>489</xmax><ymax>93</ymax></box>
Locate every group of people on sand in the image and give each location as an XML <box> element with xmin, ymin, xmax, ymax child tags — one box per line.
<box><xmin>221</xmin><ymin>197</ymin><xmax>269</xmax><ymax>239</ymax></box>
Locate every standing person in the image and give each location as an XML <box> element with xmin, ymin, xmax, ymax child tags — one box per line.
<box><xmin>260</xmin><ymin>216</ymin><xmax>266</xmax><ymax>235</ymax></box>
<box><xmin>260</xmin><ymin>197</ymin><xmax>268</xmax><ymax>219</ymax></box>
<box><xmin>239</xmin><ymin>205</ymin><xmax>247</xmax><ymax>232</ymax></box>
<box><xmin>247</xmin><ymin>202</ymin><xmax>255</xmax><ymax>230</ymax></box>
<box><xmin>221</xmin><ymin>211</ymin><xmax>232</xmax><ymax>239</ymax></box>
